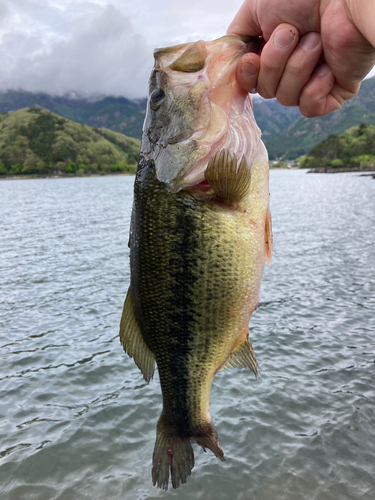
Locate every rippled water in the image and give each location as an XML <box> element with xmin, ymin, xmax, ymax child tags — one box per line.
<box><xmin>0</xmin><ymin>171</ymin><xmax>374</xmax><ymax>500</ymax></box>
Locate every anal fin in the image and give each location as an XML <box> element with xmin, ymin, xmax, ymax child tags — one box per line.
<box><xmin>220</xmin><ymin>335</ymin><xmax>258</xmax><ymax>376</ymax></box>
<box><xmin>119</xmin><ymin>287</ymin><xmax>155</xmax><ymax>382</ymax></box>
<box><xmin>204</xmin><ymin>149</ymin><xmax>251</xmax><ymax>202</ymax></box>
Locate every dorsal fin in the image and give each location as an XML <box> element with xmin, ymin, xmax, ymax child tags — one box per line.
<box><xmin>220</xmin><ymin>336</ymin><xmax>258</xmax><ymax>376</ymax></box>
<box><xmin>119</xmin><ymin>287</ymin><xmax>155</xmax><ymax>382</ymax></box>
<box><xmin>265</xmin><ymin>208</ymin><xmax>273</xmax><ymax>265</ymax></box>
<box><xmin>204</xmin><ymin>149</ymin><xmax>251</xmax><ymax>202</ymax></box>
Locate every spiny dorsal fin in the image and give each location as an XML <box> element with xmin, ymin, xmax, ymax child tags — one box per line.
<box><xmin>204</xmin><ymin>149</ymin><xmax>251</xmax><ymax>202</ymax></box>
<box><xmin>220</xmin><ymin>336</ymin><xmax>258</xmax><ymax>376</ymax></box>
<box><xmin>265</xmin><ymin>208</ymin><xmax>273</xmax><ymax>265</ymax></box>
<box><xmin>119</xmin><ymin>287</ymin><xmax>155</xmax><ymax>382</ymax></box>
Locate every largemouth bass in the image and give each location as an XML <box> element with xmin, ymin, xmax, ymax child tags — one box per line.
<box><xmin>119</xmin><ymin>35</ymin><xmax>272</xmax><ymax>490</ymax></box>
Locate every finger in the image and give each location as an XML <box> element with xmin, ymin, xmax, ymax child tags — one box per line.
<box><xmin>256</xmin><ymin>24</ymin><xmax>300</xmax><ymax>99</ymax></box>
<box><xmin>236</xmin><ymin>52</ymin><xmax>260</xmax><ymax>94</ymax></box>
<box><xmin>227</xmin><ymin>1</ymin><xmax>260</xmax><ymax>37</ymax></box>
<box><xmin>299</xmin><ymin>64</ymin><xmax>339</xmax><ymax>117</ymax></box>
<box><xmin>276</xmin><ymin>32</ymin><xmax>322</xmax><ymax>107</ymax></box>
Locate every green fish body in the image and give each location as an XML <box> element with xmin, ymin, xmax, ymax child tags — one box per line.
<box><xmin>120</xmin><ymin>36</ymin><xmax>272</xmax><ymax>490</ymax></box>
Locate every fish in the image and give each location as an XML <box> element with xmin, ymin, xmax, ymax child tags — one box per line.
<box><xmin>119</xmin><ymin>35</ymin><xmax>272</xmax><ymax>490</ymax></box>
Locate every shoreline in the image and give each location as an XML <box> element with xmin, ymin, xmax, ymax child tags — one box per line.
<box><xmin>307</xmin><ymin>166</ymin><xmax>375</xmax><ymax>174</ymax></box>
<box><xmin>3</xmin><ymin>167</ymin><xmax>374</xmax><ymax>182</ymax></box>
<box><xmin>0</xmin><ymin>172</ymin><xmax>134</xmax><ymax>181</ymax></box>
<box><xmin>1</xmin><ymin>167</ymin><xmax>296</xmax><ymax>181</ymax></box>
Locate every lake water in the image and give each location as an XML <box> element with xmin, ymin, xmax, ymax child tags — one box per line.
<box><xmin>0</xmin><ymin>170</ymin><xmax>374</xmax><ymax>500</ymax></box>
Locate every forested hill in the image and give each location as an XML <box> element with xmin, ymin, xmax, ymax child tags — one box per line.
<box><xmin>0</xmin><ymin>91</ymin><xmax>146</xmax><ymax>140</ymax></box>
<box><xmin>265</xmin><ymin>76</ymin><xmax>375</xmax><ymax>159</ymax></box>
<box><xmin>0</xmin><ymin>108</ymin><xmax>140</xmax><ymax>177</ymax></box>
<box><xmin>299</xmin><ymin>123</ymin><xmax>375</xmax><ymax>170</ymax></box>
<box><xmin>1</xmin><ymin>76</ymin><xmax>374</xmax><ymax>164</ymax></box>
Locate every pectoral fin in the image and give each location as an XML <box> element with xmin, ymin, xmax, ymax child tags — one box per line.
<box><xmin>265</xmin><ymin>208</ymin><xmax>273</xmax><ymax>265</ymax></box>
<box><xmin>220</xmin><ymin>336</ymin><xmax>258</xmax><ymax>376</ymax></box>
<box><xmin>204</xmin><ymin>149</ymin><xmax>251</xmax><ymax>202</ymax></box>
<box><xmin>119</xmin><ymin>287</ymin><xmax>155</xmax><ymax>382</ymax></box>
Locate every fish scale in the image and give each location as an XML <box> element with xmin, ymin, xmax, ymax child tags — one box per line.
<box><xmin>119</xmin><ymin>35</ymin><xmax>271</xmax><ymax>490</ymax></box>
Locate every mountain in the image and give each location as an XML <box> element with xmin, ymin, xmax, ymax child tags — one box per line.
<box><xmin>0</xmin><ymin>108</ymin><xmax>140</xmax><ymax>176</ymax></box>
<box><xmin>0</xmin><ymin>89</ymin><xmax>303</xmax><ymax>146</ymax></box>
<box><xmin>299</xmin><ymin>123</ymin><xmax>375</xmax><ymax>171</ymax></box>
<box><xmin>252</xmin><ymin>96</ymin><xmax>302</xmax><ymax>141</ymax></box>
<box><xmin>1</xmin><ymin>76</ymin><xmax>375</xmax><ymax>161</ymax></box>
<box><xmin>265</xmin><ymin>76</ymin><xmax>375</xmax><ymax>159</ymax></box>
<box><xmin>0</xmin><ymin>90</ymin><xmax>147</xmax><ymax>140</ymax></box>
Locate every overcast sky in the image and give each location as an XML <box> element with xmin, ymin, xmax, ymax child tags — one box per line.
<box><xmin>1</xmin><ymin>0</ymin><xmax>374</xmax><ymax>99</ymax></box>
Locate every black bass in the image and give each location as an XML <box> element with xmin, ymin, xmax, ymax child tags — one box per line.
<box><xmin>119</xmin><ymin>35</ymin><xmax>272</xmax><ymax>490</ymax></box>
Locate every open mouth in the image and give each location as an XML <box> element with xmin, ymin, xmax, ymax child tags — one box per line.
<box><xmin>151</xmin><ymin>36</ymin><xmax>262</xmax><ymax>194</ymax></box>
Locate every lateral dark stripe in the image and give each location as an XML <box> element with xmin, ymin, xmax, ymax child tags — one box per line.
<box><xmin>165</xmin><ymin>195</ymin><xmax>198</xmax><ymax>436</ymax></box>
<box><xmin>131</xmin><ymin>157</ymin><xmax>198</xmax><ymax>437</ymax></box>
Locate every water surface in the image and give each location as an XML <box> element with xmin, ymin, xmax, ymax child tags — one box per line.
<box><xmin>0</xmin><ymin>171</ymin><xmax>374</xmax><ymax>499</ymax></box>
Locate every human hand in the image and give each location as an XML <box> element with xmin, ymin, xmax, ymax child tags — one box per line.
<box><xmin>227</xmin><ymin>0</ymin><xmax>375</xmax><ymax>117</ymax></box>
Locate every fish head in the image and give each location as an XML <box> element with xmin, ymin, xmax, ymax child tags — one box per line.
<box><xmin>141</xmin><ymin>36</ymin><xmax>263</xmax><ymax>193</ymax></box>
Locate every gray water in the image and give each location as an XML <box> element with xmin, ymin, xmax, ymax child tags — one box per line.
<box><xmin>0</xmin><ymin>170</ymin><xmax>374</xmax><ymax>500</ymax></box>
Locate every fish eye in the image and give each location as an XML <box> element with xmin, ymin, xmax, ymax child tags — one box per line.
<box><xmin>150</xmin><ymin>89</ymin><xmax>165</xmax><ymax>111</ymax></box>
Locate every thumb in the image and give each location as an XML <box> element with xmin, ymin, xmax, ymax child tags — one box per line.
<box><xmin>227</xmin><ymin>1</ymin><xmax>261</xmax><ymax>36</ymax></box>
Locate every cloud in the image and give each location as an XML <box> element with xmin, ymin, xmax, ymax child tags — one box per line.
<box><xmin>2</xmin><ymin>0</ymin><xmax>372</xmax><ymax>99</ymax></box>
<box><xmin>0</xmin><ymin>3</ymin><xmax>154</xmax><ymax>98</ymax></box>
<box><xmin>0</xmin><ymin>0</ymin><xmax>243</xmax><ymax>98</ymax></box>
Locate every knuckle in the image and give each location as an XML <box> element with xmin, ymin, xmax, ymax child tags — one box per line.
<box><xmin>299</xmin><ymin>97</ymin><xmax>325</xmax><ymax>118</ymax></box>
<box><xmin>261</xmin><ymin>58</ymin><xmax>281</xmax><ymax>73</ymax></box>
<box><xmin>285</xmin><ymin>61</ymin><xmax>304</xmax><ymax>78</ymax></box>
<box><xmin>300</xmin><ymin>107</ymin><xmax>320</xmax><ymax>118</ymax></box>
<box><xmin>276</xmin><ymin>91</ymin><xmax>298</xmax><ymax>107</ymax></box>
<box><xmin>257</xmin><ymin>85</ymin><xmax>276</xmax><ymax>99</ymax></box>
<box><xmin>299</xmin><ymin>94</ymin><xmax>322</xmax><ymax>117</ymax></box>
<box><xmin>300</xmin><ymin>85</ymin><xmax>317</xmax><ymax>102</ymax></box>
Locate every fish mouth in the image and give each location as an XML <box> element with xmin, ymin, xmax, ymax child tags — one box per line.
<box><xmin>151</xmin><ymin>36</ymin><xmax>262</xmax><ymax>194</ymax></box>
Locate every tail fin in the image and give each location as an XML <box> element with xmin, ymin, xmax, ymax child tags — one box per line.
<box><xmin>152</xmin><ymin>418</ymin><xmax>194</xmax><ymax>490</ymax></box>
<box><xmin>152</xmin><ymin>416</ymin><xmax>225</xmax><ymax>490</ymax></box>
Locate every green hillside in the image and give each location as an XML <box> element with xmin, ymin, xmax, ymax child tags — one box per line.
<box><xmin>266</xmin><ymin>76</ymin><xmax>375</xmax><ymax>159</ymax></box>
<box><xmin>299</xmin><ymin>123</ymin><xmax>375</xmax><ymax>170</ymax></box>
<box><xmin>0</xmin><ymin>108</ymin><xmax>140</xmax><ymax>176</ymax></box>
<box><xmin>0</xmin><ymin>89</ymin><xmax>304</xmax><ymax>147</ymax></box>
<box><xmin>0</xmin><ymin>91</ymin><xmax>146</xmax><ymax>140</ymax></box>
<box><xmin>1</xmin><ymin>76</ymin><xmax>374</xmax><ymax>162</ymax></box>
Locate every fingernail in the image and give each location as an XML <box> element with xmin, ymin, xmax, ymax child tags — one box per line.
<box><xmin>315</xmin><ymin>63</ymin><xmax>330</xmax><ymax>77</ymax></box>
<box><xmin>241</xmin><ymin>61</ymin><xmax>257</xmax><ymax>78</ymax></box>
<box><xmin>300</xmin><ymin>32</ymin><xmax>320</xmax><ymax>51</ymax></box>
<box><xmin>273</xmin><ymin>28</ymin><xmax>296</xmax><ymax>49</ymax></box>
